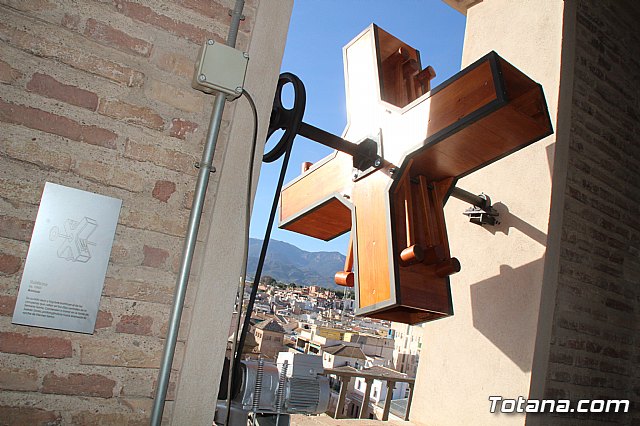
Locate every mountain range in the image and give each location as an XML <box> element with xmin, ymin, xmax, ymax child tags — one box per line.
<box><xmin>247</xmin><ymin>238</ymin><xmax>346</xmax><ymax>289</ymax></box>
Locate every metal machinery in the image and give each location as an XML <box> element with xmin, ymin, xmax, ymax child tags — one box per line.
<box><xmin>215</xmin><ymin>353</ymin><xmax>330</xmax><ymax>426</ymax></box>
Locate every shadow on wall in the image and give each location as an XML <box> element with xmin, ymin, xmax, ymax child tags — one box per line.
<box><xmin>481</xmin><ymin>202</ymin><xmax>548</xmax><ymax>247</ymax></box>
<box><xmin>546</xmin><ymin>142</ymin><xmax>555</xmax><ymax>177</ymax></box>
<box><xmin>470</xmin><ymin>257</ymin><xmax>545</xmax><ymax>372</ymax></box>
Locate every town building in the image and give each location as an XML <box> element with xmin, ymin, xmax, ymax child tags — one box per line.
<box><xmin>389</xmin><ymin>322</ymin><xmax>424</xmax><ymax>376</ymax></box>
<box><xmin>252</xmin><ymin>317</ymin><xmax>286</xmax><ymax>358</ymax></box>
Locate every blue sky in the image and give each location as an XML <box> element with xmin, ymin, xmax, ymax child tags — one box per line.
<box><xmin>251</xmin><ymin>1</ymin><xmax>466</xmax><ymax>255</ymax></box>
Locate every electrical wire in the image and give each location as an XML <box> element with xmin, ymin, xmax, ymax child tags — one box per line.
<box><xmin>224</xmin><ymin>74</ymin><xmax>303</xmax><ymax>425</ymax></box>
<box><xmin>230</xmin><ymin>99</ymin><xmax>296</xmax><ymax>401</ymax></box>
<box><xmin>224</xmin><ymin>89</ymin><xmax>259</xmax><ymax>426</ymax></box>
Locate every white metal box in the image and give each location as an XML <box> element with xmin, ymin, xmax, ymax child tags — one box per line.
<box><xmin>192</xmin><ymin>40</ymin><xmax>249</xmax><ymax>100</ymax></box>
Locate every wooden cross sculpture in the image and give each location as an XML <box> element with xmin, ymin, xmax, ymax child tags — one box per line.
<box><xmin>268</xmin><ymin>25</ymin><xmax>552</xmax><ymax>325</ymax></box>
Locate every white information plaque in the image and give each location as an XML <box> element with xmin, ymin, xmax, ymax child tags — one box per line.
<box><xmin>13</xmin><ymin>183</ymin><xmax>122</xmax><ymax>334</ymax></box>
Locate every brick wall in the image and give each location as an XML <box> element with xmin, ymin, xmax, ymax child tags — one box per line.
<box><xmin>0</xmin><ymin>0</ymin><xmax>257</xmax><ymax>423</ymax></box>
<box><xmin>543</xmin><ymin>1</ymin><xmax>640</xmax><ymax>424</ymax></box>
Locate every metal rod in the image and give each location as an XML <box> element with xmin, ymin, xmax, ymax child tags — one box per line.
<box><xmin>298</xmin><ymin>122</ymin><xmax>360</xmax><ymax>156</ymax></box>
<box><xmin>450</xmin><ymin>186</ymin><xmax>487</xmax><ymax>209</ymax></box>
<box><xmin>150</xmin><ymin>1</ymin><xmax>245</xmax><ymax>424</ymax></box>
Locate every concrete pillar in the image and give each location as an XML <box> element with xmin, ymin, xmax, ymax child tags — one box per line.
<box><xmin>334</xmin><ymin>376</ymin><xmax>350</xmax><ymax>419</ymax></box>
<box><xmin>359</xmin><ymin>378</ymin><xmax>373</xmax><ymax>419</ymax></box>
<box><xmin>170</xmin><ymin>2</ymin><xmax>294</xmax><ymax>425</ymax></box>
<box><xmin>381</xmin><ymin>381</ymin><xmax>396</xmax><ymax>421</ymax></box>
<box><xmin>404</xmin><ymin>383</ymin><xmax>414</xmax><ymax>421</ymax></box>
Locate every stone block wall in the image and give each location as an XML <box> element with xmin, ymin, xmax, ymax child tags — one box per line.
<box><xmin>0</xmin><ymin>0</ymin><xmax>257</xmax><ymax>423</ymax></box>
<box><xmin>543</xmin><ymin>1</ymin><xmax>640</xmax><ymax>424</ymax></box>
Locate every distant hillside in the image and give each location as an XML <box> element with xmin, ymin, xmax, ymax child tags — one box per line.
<box><xmin>247</xmin><ymin>238</ymin><xmax>345</xmax><ymax>289</ymax></box>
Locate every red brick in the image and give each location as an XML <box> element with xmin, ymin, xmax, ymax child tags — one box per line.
<box><xmin>152</xmin><ymin>180</ymin><xmax>176</xmax><ymax>202</ymax></box>
<box><xmin>120</xmin><ymin>371</ymin><xmax>157</xmax><ymax>397</ymax></box>
<box><xmin>0</xmin><ymin>252</ymin><xmax>21</xmax><ymax>275</ymax></box>
<box><xmin>102</xmin><ymin>278</ymin><xmax>174</xmax><ymax>305</ymax></box>
<box><xmin>544</xmin><ymin>387</ymin><xmax>568</xmax><ymax>400</ymax></box>
<box><xmin>121</xmin><ymin>209</ymin><xmax>188</xmax><ymax>237</ymax></box>
<box><xmin>175</xmin><ymin>0</ymin><xmax>227</xmax><ymax>19</ymax></box>
<box><xmin>0</xmin><ymin>22</ymin><xmax>145</xmax><ymax>87</ymax></box>
<box><xmin>0</xmin><ymin>295</ymin><xmax>16</xmax><ymax>316</ymax></box>
<box><xmin>175</xmin><ymin>0</ymin><xmax>253</xmax><ymax>34</ymax></box>
<box><xmin>72</xmin><ymin>160</ymin><xmax>145</xmax><ymax>192</ymax></box>
<box><xmin>84</xmin><ymin>18</ymin><xmax>153</xmax><ymax>57</ymax></box>
<box><xmin>116</xmin><ymin>314</ymin><xmax>153</xmax><ymax>336</ymax></box>
<box><xmin>0</xmin><ymin>367</ymin><xmax>38</xmax><ymax>391</ymax></box>
<box><xmin>152</xmin><ymin>379</ymin><xmax>177</xmax><ymax>400</ymax></box>
<box><xmin>80</xmin><ymin>342</ymin><xmax>161</xmax><ymax>368</ymax></box>
<box><xmin>112</xmin><ymin>0</ymin><xmax>223</xmax><ymax>45</ymax></box>
<box><xmin>183</xmin><ymin>190</ymin><xmax>195</xmax><ymax>209</ymax></box>
<box><xmin>0</xmin><ymin>406</ymin><xmax>61</xmax><ymax>426</ymax></box>
<box><xmin>120</xmin><ymin>397</ymin><xmax>154</xmax><ymax>413</ymax></box>
<box><xmin>95</xmin><ymin>310</ymin><xmax>113</xmax><ymax>329</ymax></box>
<box><xmin>1</xmin><ymin>140</ymin><xmax>73</xmax><ymax>172</ymax></box>
<box><xmin>147</xmin><ymin>79</ymin><xmax>204</xmax><ymax>113</ymax></box>
<box><xmin>142</xmin><ymin>245</ymin><xmax>169</xmax><ymax>268</ymax></box>
<box><xmin>61</xmin><ymin>13</ymin><xmax>81</xmax><ymax>30</ymax></box>
<box><xmin>0</xmin><ymin>332</ymin><xmax>72</xmax><ymax>358</ymax></box>
<box><xmin>42</xmin><ymin>372</ymin><xmax>116</xmax><ymax>398</ymax></box>
<box><xmin>0</xmin><ymin>59</ymin><xmax>22</xmax><ymax>84</ymax></box>
<box><xmin>0</xmin><ymin>215</ymin><xmax>34</xmax><ymax>242</ymax></box>
<box><xmin>124</xmin><ymin>139</ymin><xmax>197</xmax><ymax>175</ymax></box>
<box><xmin>26</xmin><ymin>73</ymin><xmax>98</xmax><ymax>110</ymax></box>
<box><xmin>604</xmin><ymin>297</ymin><xmax>633</xmax><ymax>313</ymax></box>
<box><xmin>1</xmin><ymin>0</ymin><xmax>55</xmax><ymax>13</ymax></box>
<box><xmin>98</xmin><ymin>99</ymin><xmax>164</xmax><ymax>130</ymax></box>
<box><xmin>169</xmin><ymin>118</ymin><xmax>199</xmax><ymax>139</ymax></box>
<box><xmin>154</xmin><ymin>51</ymin><xmax>193</xmax><ymax>80</ymax></box>
<box><xmin>0</xmin><ymin>99</ymin><xmax>117</xmax><ymax>149</ymax></box>
<box><xmin>72</xmin><ymin>411</ymin><xmax>147</xmax><ymax>426</ymax></box>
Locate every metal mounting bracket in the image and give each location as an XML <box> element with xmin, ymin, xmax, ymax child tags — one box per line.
<box><xmin>450</xmin><ymin>187</ymin><xmax>500</xmax><ymax>226</ymax></box>
<box><xmin>352</xmin><ymin>131</ymin><xmax>383</xmax><ymax>181</ymax></box>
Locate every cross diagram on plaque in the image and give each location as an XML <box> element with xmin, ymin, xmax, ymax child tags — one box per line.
<box><xmin>277</xmin><ymin>25</ymin><xmax>552</xmax><ymax>324</ymax></box>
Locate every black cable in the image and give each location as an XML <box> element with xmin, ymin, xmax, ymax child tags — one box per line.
<box><xmin>224</xmin><ymin>89</ymin><xmax>259</xmax><ymax>426</ymax></box>
<box><xmin>231</xmin><ymin>74</ymin><xmax>306</xmax><ymax>392</ymax></box>
<box><xmin>223</xmin><ymin>74</ymin><xmax>305</xmax><ymax>422</ymax></box>
<box><xmin>231</xmin><ymin>131</ymin><xmax>294</xmax><ymax>390</ymax></box>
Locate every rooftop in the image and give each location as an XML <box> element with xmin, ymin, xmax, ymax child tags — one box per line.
<box><xmin>323</xmin><ymin>344</ymin><xmax>367</xmax><ymax>360</ymax></box>
<box><xmin>255</xmin><ymin>318</ymin><xmax>286</xmax><ymax>333</ymax></box>
<box><xmin>325</xmin><ymin>365</ymin><xmax>413</xmax><ymax>383</ymax></box>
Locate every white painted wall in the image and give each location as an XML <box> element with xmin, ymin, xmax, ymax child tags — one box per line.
<box><xmin>411</xmin><ymin>1</ymin><xmax>565</xmax><ymax>425</ymax></box>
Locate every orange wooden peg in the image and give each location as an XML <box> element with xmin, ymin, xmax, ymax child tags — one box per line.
<box><xmin>334</xmin><ymin>234</ymin><xmax>354</xmax><ymax>287</ymax></box>
<box><xmin>301</xmin><ymin>161</ymin><xmax>313</xmax><ymax>173</ymax></box>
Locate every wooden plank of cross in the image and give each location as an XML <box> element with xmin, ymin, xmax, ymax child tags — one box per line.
<box><xmin>278</xmin><ymin>25</ymin><xmax>552</xmax><ymax>324</ymax></box>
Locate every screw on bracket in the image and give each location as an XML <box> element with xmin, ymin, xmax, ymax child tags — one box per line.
<box><xmin>207</xmin><ymin>39</ymin><xmax>214</xmax><ymax>45</ymax></box>
<box><xmin>198</xmin><ymin>74</ymin><xmax>207</xmax><ymax>82</ymax></box>
<box><xmin>194</xmin><ymin>162</ymin><xmax>216</xmax><ymax>173</ymax></box>
<box><xmin>228</xmin><ymin>9</ymin><xmax>246</xmax><ymax>20</ymax></box>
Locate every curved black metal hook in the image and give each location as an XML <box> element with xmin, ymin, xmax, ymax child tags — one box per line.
<box><xmin>263</xmin><ymin>72</ymin><xmax>306</xmax><ymax>163</ymax></box>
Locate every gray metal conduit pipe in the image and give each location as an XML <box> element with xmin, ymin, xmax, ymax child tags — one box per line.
<box><xmin>150</xmin><ymin>0</ymin><xmax>245</xmax><ymax>424</ymax></box>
